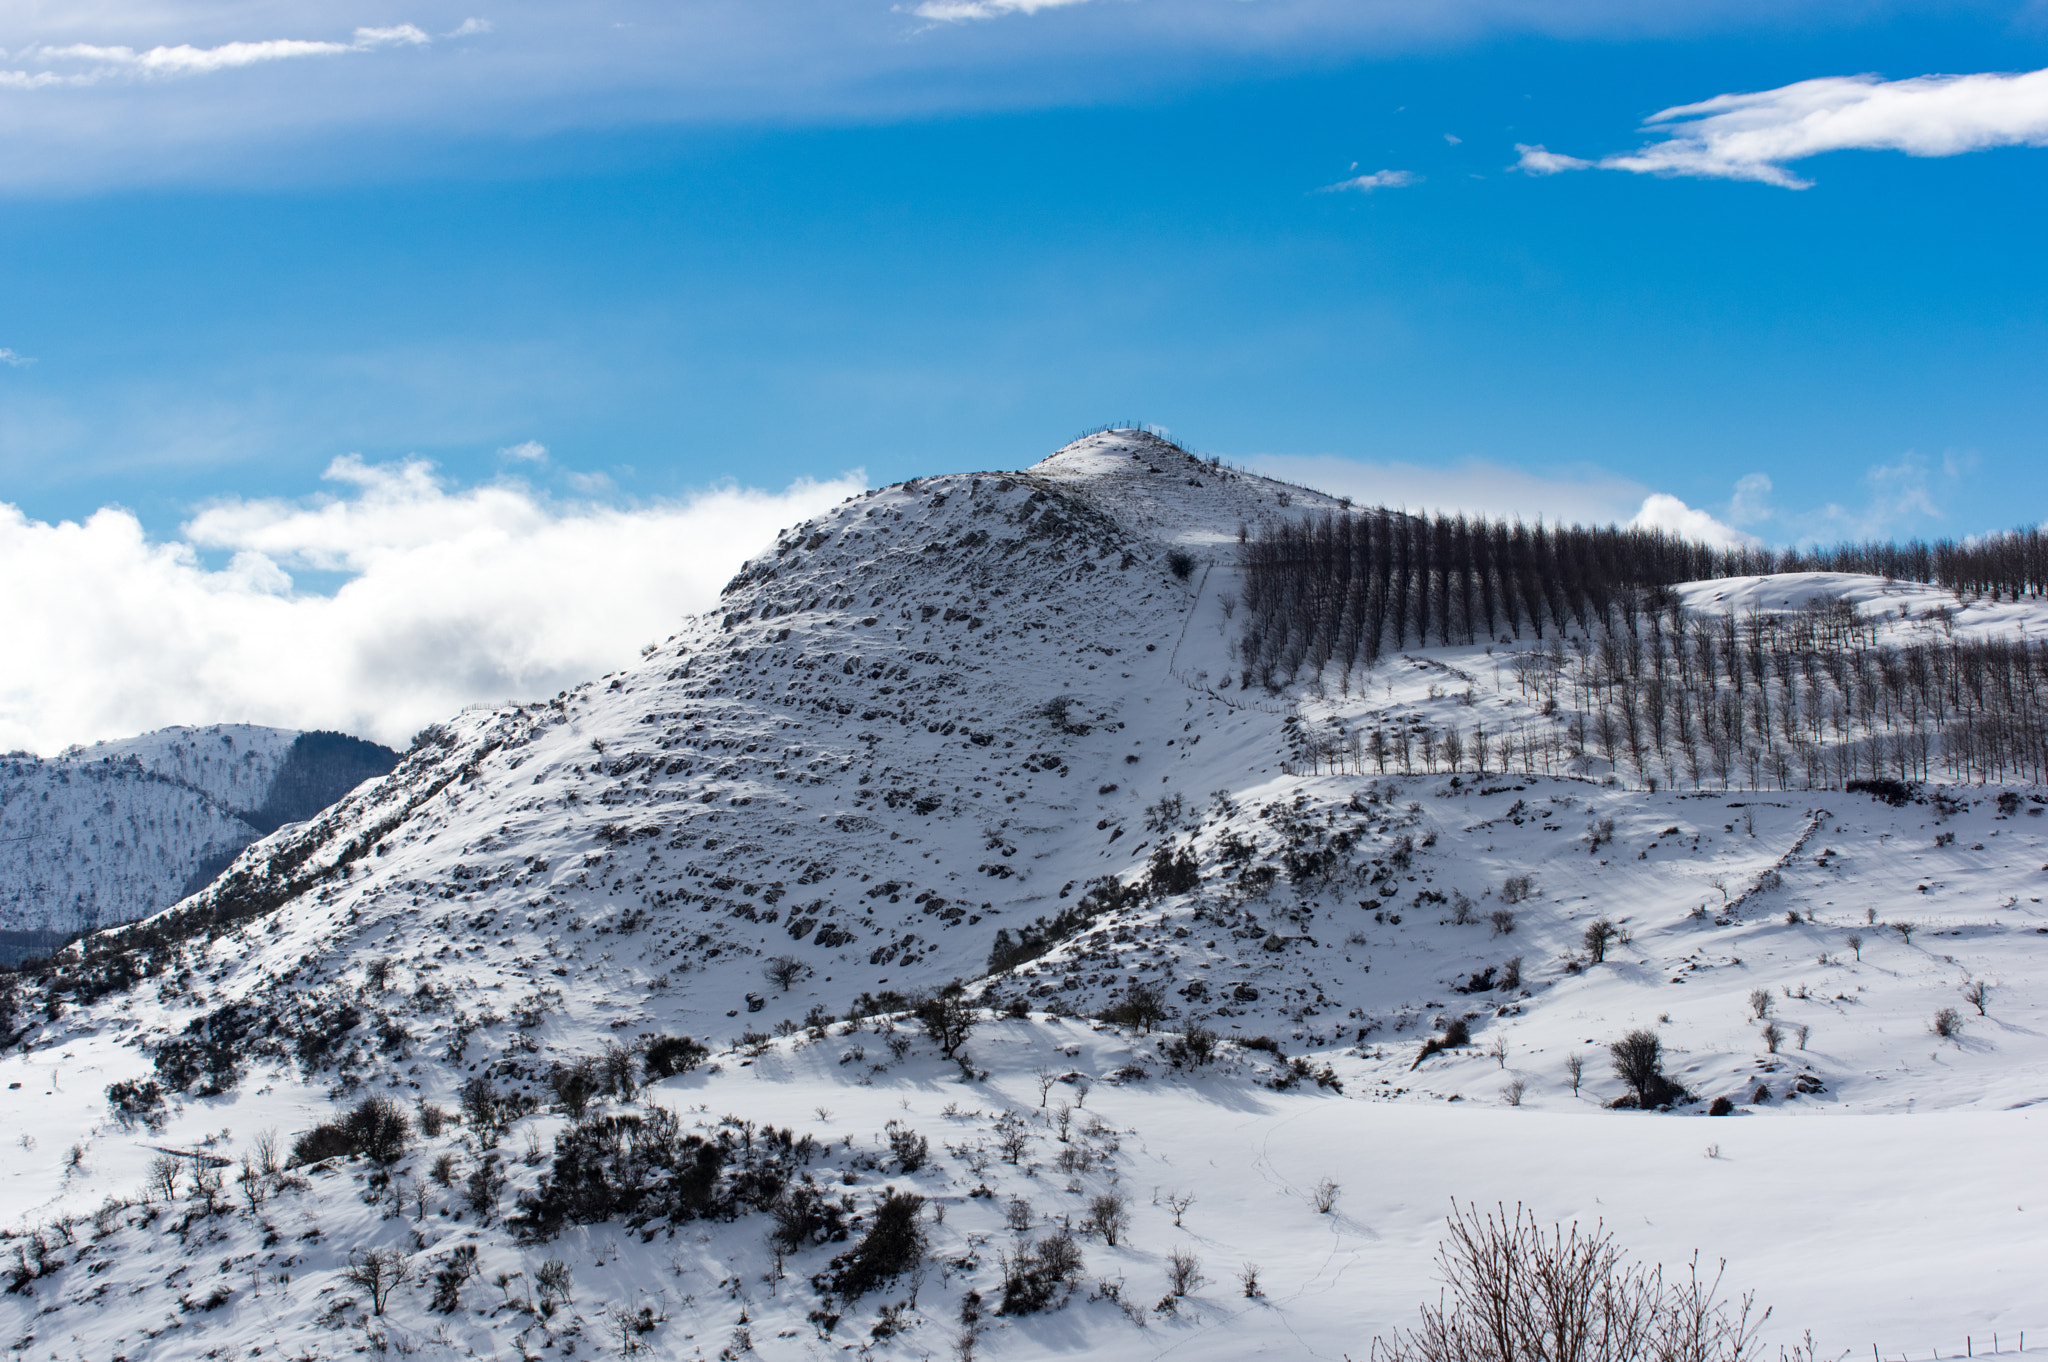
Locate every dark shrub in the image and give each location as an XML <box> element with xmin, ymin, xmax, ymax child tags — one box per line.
<box><xmin>1846</xmin><ymin>778</ymin><xmax>1913</xmax><ymax>807</ymax></box>
<box><xmin>105</xmin><ymin>1078</ymin><xmax>168</xmax><ymax>1130</ymax></box>
<box><xmin>550</xmin><ymin>1057</ymin><xmax>601</xmax><ymax>1118</ymax></box>
<box><xmin>1146</xmin><ymin>843</ymin><xmax>1201</xmax><ymax>898</ymax></box>
<box><xmin>526</xmin><ymin>1109</ymin><xmax>725</xmax><ymax>1231</ymax></box>
<box><xmin>288</xmin><ymin>1095</ymin><xmax>411</xmax><ymax>1166</ymax></box>
<box><xmin>522</xmin><ymin>1112</ymin><xmax>816</xmax><ymax>1236</ymax></box>
<box><xmin>826</xmin><ymin>1190</ymin><xmax>927</xmax><ymax>1298</ymax></box>
<box><xmin>289</xmin><ymin>1121</ymin><xmax>356</xmax><ymax>1166</ymax></box>
<box><xmin>1166</xmin><ymin>550</ymin><xmax>1196</xmax><ymax>581</ymax></box>
<box><xmin>644</xmin><ymin>1035</ymin><xmax>710</xmax><ymax>1080</ymax></box>
<box><xmin>347</xmin><ymin>1095</ymin><xmax>413</xmax><ymax>1164</ymax></box>
<box><xmin>1164</xmin><ymin>1020</ymin><xmax>1219</xmax><ymax>1068</ymax></box>
<box><xmin>1708</xmin><ymin>1095</ymin><xmax>1735</xmax><ymax>1117</ymax></box>
<box><xmin>771</xmin><ymin>1178</ymin><xmax>853</xmax><ymax>1252</ymax></box>
<box><xmin>429</xmin><ymin>1245</ymin><xmax>478</xmax><ymax>1313</ymax></box>
<box><xmin>1608</xmin><ymin>1029</ymin><xmax>1690</xmax><ymax>1108</ymax></box>
<box><xmin>997</xmin><ymin>1228</ymin><xmax>1084</xmax><ymax>1315</ymax></box>
<box><xmin>1410</xmin><ymin>1018</ymin><xmax>1472</xmax><ymax>1070</ymax></box>
<box><xmin>887</xmin><ymin>1121</ymin><xmax>929</xmax><ymax>1173</ymax></box>
<box><xmin>1582</xmin><ymin>919</ymin><xmax>1619</xmax><ymax>965</ymax></box>
<box><xmin>1095</xmin><ymin>982</ymin><xmax>1168</xmax><ymax>1033</ymax></box>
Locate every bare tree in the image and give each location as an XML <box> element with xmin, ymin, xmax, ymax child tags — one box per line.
<box><xmin>1747</xmin><ymin>988</ymin><xmax>1772</xmax><ymax>1021</ymax></box>
<box><xmin>1564</xmin><ymin>1053</ymin><xmax>1585</xmax><ymax>1097</ymax></box>
<box><xmin>1846</xmin><ymin>932</ymin><xmax>1863</xmax><ymax>962</ymax></box>
<box><xmin>147</xmin><ymin>1154</ymin><xmax>181</xmax><ymax>1204</ymax></box>
<box><xmin>344</xmin><ymin>1247</ymin><xmax>413</xmax><ymax>1316</ymax></box>
<box><xmin>1963</xmin><ymin>979</ymin><xmax>1989</xmax><ymax>1016</ymax></box>
<box><xmin>1369</xmin><ymin>1203</ymin><xmax>1767</xmax><ymax>1361</ymax></box>
<box><xmin>1311</xmin><ymin>1178</ymin><xmax>1341</xmax><ymax>1214</ymax></box>
<box><xmin>1083</xmin><ymin>1193</ymin><xmax>1130</xmax><ymax>1246</ymax></box>
<box><xmin>1166</xmin><ymin>1191</ymin><xmax>1195</xmax><ymax>1226</ymax></box>
<box><xmin>763</xmin><ymin>955</ymin><xmax>814</xmax><ymax>993</ymax></box>
<box><xmin>1165</xmin><ymin>1247</ymin><xmax>1205</xmax><ymax>1296</ymax></box>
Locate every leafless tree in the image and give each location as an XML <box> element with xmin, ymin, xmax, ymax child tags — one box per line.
<box><xmin>1083</xmin><ymin>1193</ymin><xmax>1130</xmax><ymax>1246</ymax></box>
<box><xmin>763</xmin><ymin>955</ymin><xmax>814</xmax><ymax>993</ymax></box>
<box><xmin>1368</xmin><ymin>1203</ymin><xmax>1767</xmax><ymax>1362</ymax></box>
<box><xmin>344</xmin><ymin>1247</ymin><xmax>413</xmax><ymax>1316</ymax></box>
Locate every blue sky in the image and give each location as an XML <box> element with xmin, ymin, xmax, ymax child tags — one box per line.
<box><xmin>2</xmin><ymin>0</ymin><xmax>2046</xmax><ymax>747</ymax></box>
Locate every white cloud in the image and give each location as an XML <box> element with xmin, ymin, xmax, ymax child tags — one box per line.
<box><xmin>0</xmin><ymin>348</ymin><xmax>32</xmax><ymax>367</ymax></box>
<box><xmin>498</xmin><ymin>439</ymin><xmax>548</xmax><ymax>462</ymax></box>
<box><xmin>0</xmin><ymin>458</ymin><xmax>865</xmax><ymax>754</ymax></box>
<box><xmin>446</xmin><ymin>18</ymin><xmax>493</xmax><ymax>38</ymax></box>
<box><xmin>1627</xmin><ymin>492</ymin><xmax>1758</xmax><ymax>549</ymax></box>
<box><xmin>1318</xmin><ymin>169</ymin><xmax>1419</xmax><ymax>193</ymax></box>
<box><xmin>908</xmin><ymin>0</ymin><xmax>1094</xmax><ymax>21</ymax></box>
<box><xmin>1553</xmin><ymin>66</ymin><xmax>2048</xmax><ymax>188</ymax></box>
<box><xmin>1512</xmin><ymin>143</ymin><xmax>1591</xmax><ymax>175</ymax></box>
<box><xmin>2</xmin><ymin>24</ymin><xmax>428</xmax><ymax>90</ymax></box>
<box><xmin>1442</xmin><ymin>133</ymin><xmax>1461</xmax><ymax>145</ymax></box>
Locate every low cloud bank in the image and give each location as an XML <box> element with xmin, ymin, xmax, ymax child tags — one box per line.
<box><xmin>0</xmin><ymin>458</ymin><xmax>864</xmax><ymax>754</ymax></box>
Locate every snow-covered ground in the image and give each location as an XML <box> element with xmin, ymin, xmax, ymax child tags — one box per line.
<box><xmin>4</xmin><ymin>432</ymin><xmax>2045</xmax><ymax>1359</ymax></box>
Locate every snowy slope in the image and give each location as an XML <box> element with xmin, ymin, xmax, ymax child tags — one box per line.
<box><xmin>0</xmin><ymin>726</ymin><xmax>299</xmax><ymax>936</ymax></box>
<box><xmin>0</xmin><ymin>725</ymin><xmax>402</xmax><ymax>938</ymax></box>
<box><xmin>4</xmin><ymin>431</ymin><xmax>2047</xmax><ymax>1360</ymax></box>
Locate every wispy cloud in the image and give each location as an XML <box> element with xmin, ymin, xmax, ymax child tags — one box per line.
<box><xmin>498</xmin><ymin>439</ymin><xmax>548</xmax><ymax>462</ymax></box>
<box><xmin>0</xmin><ymin>1</ymin><xmax>1867</xmax><ymax>190</ymax></box>
<box><xmin>1526</xmin><ymin>66</ymin><xmax>2048</xmax><ymax>188</ymax></box>
<box><xmin>908</xmin><ymin>0</ymin><xmax>1094</xmax><ymax>21</ymax></box>
<box><xmin>0</xmin><ymin>458</ymin><xmax>865</xmax><ymax>754</ymax></box>
<box><xmin>0</xmin><ymin>348</ymin><xmax>33</xmax><ymax>367</ymax></box>
<box><xmin>1318</xmin><ymin>169</ymin><xmax>1419</xmax><ymax>193</ymax></box>
<box><xmin>0</xmin><ymin>24</ymin><xmax>427</xmax><ymax>90</ymax></box>
<box><xmin>1512</xmin><ymin>143</ymin><xmax>1591</xmax><ymax>175</ymax></box>
<box><xmin>1719</xmin><ymin>454</ymin><xmax>1971</xmax><ymax>545</ymax></box>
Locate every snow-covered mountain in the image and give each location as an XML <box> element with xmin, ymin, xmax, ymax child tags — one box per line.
<box><xmin>4</xmin><ymin>431</ymin><xmax>2046</xmax><ymax>1360</ymax></box>
<box><xmin>0</xmin><ymin>724</ymin><xmax>400</xmax><ymax>945</ymax></box>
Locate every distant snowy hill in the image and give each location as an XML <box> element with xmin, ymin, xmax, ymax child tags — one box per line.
<box><xmin>0</xmin><ymin>724</ymin><xmax>399</xmax><ymax>944</ymax></box>
<box><xmin>4</xmin><ymin>431</ymin><xmax>2046</xmax><ymax>1360</ymax></box>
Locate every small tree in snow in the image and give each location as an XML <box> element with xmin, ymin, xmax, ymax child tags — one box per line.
<box><xmin>763</xmin><ymin>956</ymin><xmax>814</xmax><ymax>993</ymax></box>
<box><xmin>1583</xmin><ymin>919</ymin><xmax>1619</xmax><ymax>965</ymax></box>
